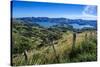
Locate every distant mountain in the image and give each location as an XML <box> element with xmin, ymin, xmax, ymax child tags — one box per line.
<box><xmin>13</xmin><ymin>17</ymin><xmax>97</xmax><ymax>29</ymax></box>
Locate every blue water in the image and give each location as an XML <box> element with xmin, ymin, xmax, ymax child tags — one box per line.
<box><xmin>35</xmin><ymin>22</ymin><xmax>94</xmax><ymax>29</ymax></box>
<box><xmin>69</xmin><ymin>23</ymin><xmax>94</xmax><ymax>29</ymax></box>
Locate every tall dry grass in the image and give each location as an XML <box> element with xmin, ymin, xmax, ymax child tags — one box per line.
<box><xmin>12</xmin><ymin>31</ymin><xmax>97</xmax><ymax>66</ymax></box>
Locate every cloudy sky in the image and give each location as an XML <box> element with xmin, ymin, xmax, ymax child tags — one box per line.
<box><xmin>12</xmin><ymin>1</ymin><xmax>97</xmax><ymax>20</ymax></box>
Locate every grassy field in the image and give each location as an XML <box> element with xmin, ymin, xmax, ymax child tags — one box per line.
<box><xmin>12</xmin><ymin>30</ymin><xmax>97</xmax><ymax>66</ymax></box>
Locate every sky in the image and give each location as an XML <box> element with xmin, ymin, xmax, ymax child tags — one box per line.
<box><xmin>11</xmin><ymin>1</ymin><xmax>97</xmax><ymax>20</ymax></box>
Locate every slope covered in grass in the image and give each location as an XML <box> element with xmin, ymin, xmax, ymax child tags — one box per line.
<box><xmin>12</xmin><ymin>20</ymin><xmax>97</xmax><ymax>66</ymax></box>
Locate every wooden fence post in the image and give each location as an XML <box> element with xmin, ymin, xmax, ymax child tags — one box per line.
<box><xmin>69</xmin><ymin>32</ymin><xmax>76</xmax><ymax>60</ymax></box>
<box><xmin>52</xmin><ymin>42</ymin><xmax>59</xmax><ymax>63</ymax></box>
<box><xmin>72</xmin><ymin>32</ymin><xmax>76</xmax><ymax>52</ymax></box>
<box><xmin>85</xmin><ymin>33</ymin><xmax>87</xmax><ymax>40</ymax></box>
<box><xmin>24</xmin><ymin>50</ymin><xmax>28</xmax><ymax>64</ymax></box>
<box><xmin>49</xmin><ymin>36</ymin><xmax>59</xmax><ymax>63</ymax></box>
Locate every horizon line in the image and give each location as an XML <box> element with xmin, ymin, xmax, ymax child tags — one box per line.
<box><xmin>12</xmin><ymin>16</ymin><xmax>97</xmax><ymax>20</ymax></box>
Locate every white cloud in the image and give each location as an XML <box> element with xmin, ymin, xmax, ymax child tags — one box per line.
<box><xmin>63</xmin><ymin>5</ymin><xmax>97</xmax><ymax>20</ymax></box>
<box><xmin>82</xmin><ymin>5</ymin><xmax>97</xmax><ymax>15</ymax></box>
<box><xmin>82</xmin><ymin>5</ymin><xmax>97</xmax><ymax>20</ymax></box>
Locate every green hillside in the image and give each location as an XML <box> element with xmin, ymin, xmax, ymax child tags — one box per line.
<box><xmin>11</xmin><ymin>20</ymin><xmax>97</xmax><ymax>66</ymax></box>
